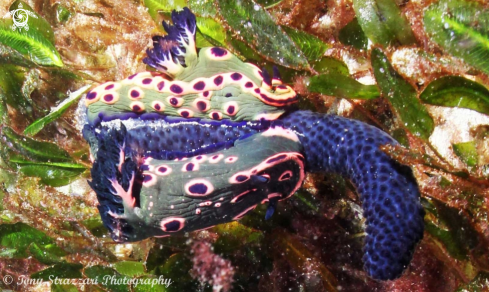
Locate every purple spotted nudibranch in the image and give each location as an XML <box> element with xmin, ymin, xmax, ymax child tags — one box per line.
<box><xmin>81</xmin><ymin>7</ymin><xmax>424</xmax><ymax>281</ymax></box>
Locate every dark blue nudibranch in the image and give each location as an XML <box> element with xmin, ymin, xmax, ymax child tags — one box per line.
<box><xmin>81</xmin><ymin>7</ymin><xmax>424</xmax><ymax>281</ymax></box>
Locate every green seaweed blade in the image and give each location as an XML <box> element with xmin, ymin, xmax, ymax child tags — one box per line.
<box><xmin>0</xmin><ymin>20</ymin><xmax>63</xmax><ymax>67</ymax></box>
<box><xmin>371</xmin><ymin>48</ymin><xmax>434</xmax><ymax>140</ymax></box>
<box><xmin>353</xmin><ymin>0</ymin><xmax>416</xmax><ymax>46</ymax></box>
<box><xmin>216</xmin><ymin>0</ymin><xmax>310</xmax><ymax>70</ymax></box>
<box><xmin>424</xmin><ymin>0</ymin><xmax>489</xmax><ymax>75</ymax></box>
<box><xmin>420</xmin><ymin>76</ymin><xmax>489</xmax><ymax>115</ymax></box>
<box><xmin>308</xmin><ymin>73</ymin><xmax>379</xmax><ymax>99</ymax></box>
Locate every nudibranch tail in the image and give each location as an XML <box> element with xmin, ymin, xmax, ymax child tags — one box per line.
<box><xmin>280</xmin><ymin>111</ymin><xmax>424</xmax><ymax>280</ymax></box>
<box><xmin>143</xmin><ymin>7</ymin><xmax>197</xmax><ymax>77</ymax></box>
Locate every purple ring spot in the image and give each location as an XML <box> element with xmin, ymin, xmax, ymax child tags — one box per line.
<box><xmin>186</xmin><ymin>163</ymin><xmax>195</xmax><ymax>171</ymax></box>
<box><xmin>128</xmin><ymin>74</ymin><xmax>137</xmax><ymax>80</ymax></box>
<box><xmin>193</xmin><ymin>81</ymin><xmax>206</xmax><ymax>90</ymax></box>
<box><xmin>157</xmin><ymin>81</ymin><xmax>165</xmax><ymax>90</ymax></box>
<box><xmin>230</xmin><ymin>73</ymin><xmax>242</xmax><ymax>80</ymax></box>
<box><xmin>170</xmin><ymin>84</ymin><xmax>183</xmax><ymax>94</ymax></box>
<box><xmin>180</xmin><ymin>111</ymin><xmax>190</xmax><ymax>118</ymax></box>
<box><xmin>236</xmin><ymin>175</ymin><xmax>248</xmax><ymax>182</ymax></box>
<box><xmin>277</xmin><ymin>85</ymin><xmax>287</xmax><ymax>89</ymax></box>
<box><xmin>225</xmin><ymin>93</ymin><xmax>232</xmax><ymax>98</ymax></box>
<box><xmin>197</xmin><ymin>101</ymin><xmax>207</xmax><ymax>111</ymax></box>
<box><xmin>104</xmin><ymin>94</ymin><xmax>114</xmax><ymax>102</ymax></box>
<box><xmin>158</xmin><ymin>166</ymin><xmax>167</xmax><ymax>173</ymax></box>
<box><xmin>211</xmin><ymin>112</ymin><xmax>220</xmax><ymax>120</ymax></box>
<box><xmin>227</xmin><ymin>106</ymin><xmax>235</xmax><ymax>115</ymax></box>
<box><xmin>154</xmin><ymin>103</ymin><xmax>161</xmax><ymax>111</ymax></box>
<box><xmin>87</xmin><ymin>91</ymin><xmax>97</xmax><ymax>100</ymax></box>
<box><xmin>260</xmin><ymin>93</ymin><xmax>270</xmax><ymax>100</ymax></box>
<box><xmin>203</xmin><ymin>91</ymin><xmax>209</xmax><ymax>97</ymax></box>
<box><xmin>254</xmin><ymin>88</ymin><xmax>261</xmax><ymax>94</ymax></box>
<box><xmin>196</xmin><ymin>156</ymin><xmax>203</xmax><ymax>160</ymax></box>
<box><xmin>133</xmin><ymin>105</ymin><xmax>141</xmax><ymax>111</ymax></box>
<box><xmin>170</xmin><ymin>97</ymin><xmax>178</xmax><ymax>106</ymax></box>
<box><xmin>245</xmin><ymin>82</ymin><xmax>253</xmax><ymax>88</ymax></box>
<box><xmin>212</xmin><ymin>155</ymin><xmax>219</xmax><ymax>159</ymax></box>
<box><xmin>189</xmin><ymin>183</ymin><xmax>208</xmax><ymax>195</ymax></box>
<box><xmin>143</xmin><ymin>174</ymin><xmax>152</xmax><ymax>182</ymax></box>
<box><xmin>214</xmin><ymin>76</ymin><xmax>223</xmax><ymax>86</ymax></box>
<box><xmin>130</xmin><ymin>90</ymin><xmax>140</xmax><ymax>98</ymax></box>
<box><xmin>210</xmin><ymin>47</ymin><xmax>228</xmax><ymax>57</ymax></box>
<box><xmin>142</xmin><ymin>78</ymin><xmax>152</xmax><ymax>85</ymax></box>
<box><xmin>164</xmin><ymin>221</ymin><xmax>181</xmax><ymax>232</ymax></box>
<box><xmin>105</xmin><ymin>84</ymin><xmax>114</xmax><ymax>90</ymax></box>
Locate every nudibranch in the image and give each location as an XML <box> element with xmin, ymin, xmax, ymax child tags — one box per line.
<box><xmin>81</xmin><ymin>7</ymin><xmax>424</xmax><ymax>281</ymax></box>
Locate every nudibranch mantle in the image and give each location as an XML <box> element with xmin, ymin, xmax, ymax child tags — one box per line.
<box><xmin>85</xmin><ymin>8</ymin><xmax>296</xmax><ymax>125</ymax></box>
<box><xmin>82</xmin><ymin>7</ymin><xmax>424</xmax><ymax>281</ymax></box>
<box><xmin>92</xmin><ymin>126</ymin><xmax>304</xmax><ymax>241</ymax></box>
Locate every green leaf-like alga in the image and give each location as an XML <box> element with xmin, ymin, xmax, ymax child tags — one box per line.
<box><xmin>0</xmin><ymin>20</ymin><xmax>63</xmax><ymax>67</ymax></box>
<box><xmin>339</xmin><ymin>18</ymin><xmax>368</xmax><ymax>50</ymax></box>
<box><xmin>1</xmin><ymin>127</ymin><xmax>72</xmax><ymax>162</ymax></box>
<box><xmin>281</xmin><ymin>26</ymin><xmax>329</xmax><ymax>62</ymax></box>
<box><xmin>353</xmin><ymin>0</ymin><xmax>416</xmax><ymax>46</ymax></box>
<box><xmin>24</xmin><ymin>84</ymin><xmax>91</xmax><ymax>136</ymax></box>
<box><xmin>371</xmin><ymin>48</ymin><xmax>434</xmax><ymax>140</ymax></box>
<box><xmin>453</xmin><ymin>141</ymin><xmax>479</xmax><ymax>167</ymax></box>
<box><xmin>143</xmin><ymin>0</ymin><xmax>187</xmax><ymax>22</ymax></box>
<box><xmin>420</xmin><ymin>76</ymin><xmax>489</xmax><ymax>115</ymax></box>
<box><xmin>308</xmin><ymin>73</ymin><xmax>379</xmax><ymax>100</ymax></box>
<box><xmin>216</xmin><ymin>0</ymin><xmax>309</xmax><ymax>70</ymax></box>
<box><xmin>424</xmin><ymin>0</ymin><xmax>489</xmax><ymax>75</ymax></box>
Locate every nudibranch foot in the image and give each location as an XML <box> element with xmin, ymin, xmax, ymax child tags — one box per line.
<box><xmin>280</xmin><ymin>111</ymin><xmax>425</xmax><ymax>280</ymax></box>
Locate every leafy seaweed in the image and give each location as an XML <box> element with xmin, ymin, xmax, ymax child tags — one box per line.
<box><xmin>424</xmin><ymin>0</ymin><xmax>489</xmax><ymax>75</ymax></box>
<box><xmin>308</xmin><ymin>73</ymin><xmax>379</xmax><ymax>99</ymax></box>
<box><xmin>9</xmin><ymin>1</ymin><xmax>55</xmax><ymax>44</ymax></box>
<box><xmin>420</xmin><ymin>76</ymin><xmax>489</xmax><ymax>115</ymax></box>
<box><xmin>24</xmin><ymin>84</ymin><xmax>91</xmax><ymax>136</ymax></box>
<box><xmin>0</xmin><ymin>64</ymin><xmax>31</xmax><ymax>116</ymax></box>
<box><xmin>281</xmin><ymin>26</ymin><xmax>329</xmax><ymax>62</ymax></box>
<box><xmin>424</xmin><ymin>198</ymin><xmax>479</xmax><ymax>260</ymax></box>
<box><xmin>371</xmin><ymin>48</ymin><xmax>434</xmax><ymax>140</ymax></box>
<box><xmin>353</xmin><ymin>0</ymin><xmax>416</xmax><ymax>46</ymax></box>
<box><xmin>1</xmin><ymin>127</ymin><xmax>72</xmax><ymax>162</ymax></box>
<box><xmin>196</xmin><ymin>17</ymin><xmax>227</xmax><ymax>47</ymax></box>
<box><xmin>31</xmin><ymin>263</ymin><xmax>83</xmax><ymax>280</ymax></box>
<box><xmin>339</xmin><ymin>18</ymin><xmax>368</xmax><ymax>50</ymax></box>
<box><xmin>1</xmin><ymin>127</ymin><xmax>86</xmax><ymax>186</ymax></box>
<box><xmin>144</xmin><ymin>0</ymin><xmax>187</xmax><ymax>22</ymax></box>
<box><xmin>453</xmin><ymin>141</ymin><xmax>479</xmax><ymax>167</ymax></box>
<box><xmin>216</xmin><ymin>0</ymin><xmax>309</xmax><ymax>70</ymax></box>
<box><xmin>0</xmin><ymin>223</ymin><xmax>66</xmax><ymax>266</ymax></box>
<box><xmin>0</xmin><ymin>20</ymin><xmax>63</xmax><ymax>67</ymax></box>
